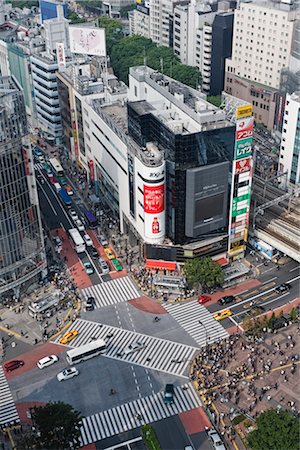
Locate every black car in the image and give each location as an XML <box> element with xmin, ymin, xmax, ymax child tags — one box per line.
<box><xmin>218</xmin><ymin>295</ymin><xmax>235</xmax><ymax>306</ymax></box>
<box><xmin>91</xmin><ymin>247</ymin><xmax>99</xmax><ymax>258</ymax></box>
<box><xmin>275</xmin><ymin>283</ymin><xmax>291</xmax><ymax>294</ymax></box>
<box><xmin>164</xmin><ymin>383</ymin><xmax>174</xmax><ymax>404</ymax></box>
<box><xmin>86</xmin><ymin>297</ymin><xmax>95</xmax><ymax>311</ymax></box>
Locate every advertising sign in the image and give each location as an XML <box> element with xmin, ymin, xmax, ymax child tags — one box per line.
<box><xmin>144</xmin><ymin>211</ymin><xmax>165</xmax><ymax>239</ymax></box>
<box><xmin>236</xmin><ymin>117</ymin><xmax>254</xmax><ymax>141</ymax></box>
<box><xmin>235</xmin><ymin>157</ymin><xmax>251</xmax><ymax>175</ymax></box>
<box><xmin>89</xmin><ymin>160</ymin><xmax>94</xmax><ymax>183</ymax></box>
<box><xmin>236</xmin><ymin>105</ymin><xmax>253</xmax><ymax>119</ymax></box>
<box><xmin>69</xmin><ymin>27</ymin><xmax>106</xmax><ymax>56</ymax></box>
<box><xmin>235</xmin><ymin>138</ymin><xmax>252</xmax><ymax>160</ymax></box>
<box><xmin>144</xmin><ymin>184</ymin><xmax>164</xmax><ymax>214</ymax></box>
<box><xmin>56</xmin><ymin>42</ymin><xmax>66</xmax><ymax>70</ymax></box>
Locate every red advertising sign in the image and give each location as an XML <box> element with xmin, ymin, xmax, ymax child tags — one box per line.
<box><xmin>235</xmin><ymin>157</ymin><xmax>251</xmax><ymax>175</ymax></box>
<box><xmin>89</xmin><ymin>159</ymin><xmax>94</xmax><ymax>182</ymax></box>
<box><xmin>23</xmin><ymin>148</ymin><xmax>30</xmax><ymax>176</ymax></box>
<box><xmin>236</xmin><ymin>117</ymin><xmax>254</xmax><ymax>141</ymax></box>
<box><xmin>144</xmin><ymin>184</ymin><xmax>164</xmax><ymax>214</ymax></box>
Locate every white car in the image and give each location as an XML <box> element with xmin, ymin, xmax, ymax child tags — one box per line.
<box><xmin>123</xmin><ymin>341</ymin><xmax>146</xmax><ymax>355</ymax></box>
<box><xmin>98</xmin><ymin>235</ymin><xmax>108</xmax><ymax>246</ymax></box>
<box><xmin>99</xmin><ymin>258</ymin><xmax>110</xmax><ymax>274</ymax></box>
<box><xmin>57</xmin><ymin>367</ymin><xmax>79</xmax><ymax>382</ymax></box>
<box><xmin>70</xmin><ymin>210</ymin><xmax>78</xmax><ymax>221</ymax></box>
<box><xmin>75</xmin><ymin>219</ymin><xmax>85</xmax><ymax>232</ymax></box>
<box><xmin>207</xmin><ymin>429</ymin><xmax>226</xmax><ymax>450</ymax></box>
<box><xmin>83</xmin><ymin>234</ymin><xmax>93</xmax><ymax>246</ymax></box>
<box><xmin>37</xmin><ymin>355</ymin><xmax>59</xmax><ymax>369</ymax></box>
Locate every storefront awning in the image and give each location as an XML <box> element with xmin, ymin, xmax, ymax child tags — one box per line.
<box><xmin>145</xmin><ymin>259</ymin><xmax>177</xmax><ymax>271</ymax></box>
<box><xmin>215</xmin><ymin>257</ymin><xmax>228</xmax><ymax>266</ymax></box>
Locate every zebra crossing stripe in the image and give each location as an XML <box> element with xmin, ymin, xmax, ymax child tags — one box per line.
<box><xmin>53</xmin><ymin>318</ymin><xmax>198</xmax><ymax>377</ymax></box>
<box><xmin>80</xmin><ymin>382</ymin><xmax>201</xmax><ymax>445</ymax></box>
<box><xmin>34</xmin><ymin>163</ymin><xmax>44</xmax><ymax>170</ymax></box>
<box><xmin>0</xmin><ymin>367</ymin><xmax>20</xmax><ymax>427</ymax></box>
<box><xmin>164</xmin><ymin>301</ymin><xmax>229</xmax><ymax>347</ymax></box>
<box><xmin>81</xmin><ymin>276</ymin><xmax>140</xmax><ymax>309</ymax></box>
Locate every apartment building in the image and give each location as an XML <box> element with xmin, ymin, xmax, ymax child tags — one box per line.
<box><xmin>225</xmin><ymin>0</ymin><xmax>299</xmax><ymax>129</ymax></box>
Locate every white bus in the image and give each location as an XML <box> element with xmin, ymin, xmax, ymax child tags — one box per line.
<box><xmin>66</xmin><ymin>339</ymin><xmax>106</xmax><ymax>365</ymax></box>
<box><xmin>49</xmin><ymin>158</ymin><xmax>64</xmax><ymax>177</ymax></box>
<box><xmin>69</xmin><ymin>228</ymin><xmax>86</xmax><ymax>253</ymax></box>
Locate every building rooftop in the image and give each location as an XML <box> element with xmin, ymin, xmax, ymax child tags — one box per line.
<box><xmin>240</xmin><ymin>0</ymin><xmax>300</xmax><ymax>12</ymax></box>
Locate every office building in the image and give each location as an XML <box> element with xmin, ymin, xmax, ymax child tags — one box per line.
<box><xmin>0</xmin><ymin>76</ymin><xmax>46</xmax><ymax>299</ymax></box>
<box><xmin>40</xmin><ymin>0</ymin><xmax>68</xmax><ymax>23</ymax></box>
<box><xmin>149</xmin><ymin>0</ymin><xmax>177</xmax><ymax>47</ymax></box>
<box><xmin>128</xmin><ymin>4</ymin><xmax>150</xmax><ymax>39</ymax></box>
<box><xmin>225</xmin><ymin>0</ymin><xmax>299</xmax><ymax>129</ymax></box>
<box><xmin>279</xmin><ymin>92</ymin><xmax>300</xmax><ymax>185</ymax></box>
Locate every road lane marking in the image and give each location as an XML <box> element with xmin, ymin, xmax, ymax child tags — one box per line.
<box><xmin>290</xmin><ymin>266</ymin><xmax>300</xmax><ymax>273</ymax></box>
<box><xmin>234</xmin><ymin>292</ymin><xmax>290</xmax><ymax>318</ymax></box>
<box><xmin>262</xmin><ymin>277</ymin><xmax>278</xmax><ymax>285</ymax></box>
<box><xmin>259</xmin><ymin>282</ymin><xmax>276</xmax><ymax>290</ymax></box>
<box><xmin>37</xmin><ymin>178</ymin><xmax>57</xmax><ymax>216</ymax></box>
<box><xmin>228</xmin><ymin>316</ymin><xmax>243</xmax><ymax>331</ymax></box>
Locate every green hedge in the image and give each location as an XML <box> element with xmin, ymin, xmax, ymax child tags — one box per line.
<box><xmin>141</xmin><ymin>424</ymin><xmax>162</xmax><ymax>450</ymax></box>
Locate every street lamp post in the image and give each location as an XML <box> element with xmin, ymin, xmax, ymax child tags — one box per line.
<box><xmin>198</xmin><ymin>320</ymin><xmax>208</xmax><ymax>347</ymax></box>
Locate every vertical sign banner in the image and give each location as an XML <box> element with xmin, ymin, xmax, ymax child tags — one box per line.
<box><xmin>89</xmin><ymin>160</ymin><xmax>94</xmax><ymax>182</ymax></box>
<box><xmin>144</xmin><ymin>184</ymin><xmax>165</xmax><ymax>239</ymax></box>
<box><xmin>56</xmin><ymin>43</ymin><xmax>66</xmax><ymax>70</ymax></box>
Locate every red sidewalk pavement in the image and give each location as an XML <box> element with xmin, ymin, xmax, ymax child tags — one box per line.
<box><xmin>179</xmin><ymin>407</ymin><xmax>211</xmax><ymax>434</ymax></box>
<box><xmin>128</xmin><ymin>296</ymin><xmax>167</xmax><ymax>314</ymax></box>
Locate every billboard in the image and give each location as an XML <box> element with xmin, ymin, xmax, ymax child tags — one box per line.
<box><xmin>235</xmin><ymin>138</ymin><xmax>252</xmax><ymax>160</ymax></box>
<box><xmin>235</xmin><ymin>158</ymin><xmax>251</xmax><ymax>175</ymax></box>
<box><xmin>236</xmin><ymin>117</ymin><xmax>254</xmax><ymax>141</ymax></box>
<box><xmin>144</xmin><ymin>184</ymin><xmax>165</xmax><ymax>239</ymax></box>
<box><xmin>89</xmin><ymin>160</ymin><xmax>94</xmax><ymax>182</ymax></box>
<box><xmin>69</xmin><ymin>27</ymin><xmax>106</xmax><ymax>57</ymax></box>
<box><xmin>236</xmin><ymin>105</ymin><xmax>252</xmax><ymax>119</ymax></box>
<box><xmin>56</xmin><ymin>43</ymin><xmax>66</xmax><ymax>70</ymax></box>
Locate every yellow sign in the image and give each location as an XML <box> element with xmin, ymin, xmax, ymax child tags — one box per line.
<box><xmin>236</xmin><ymin>105</ymin><xmax>252</xmax><ymax>119</ymax></box>
<box><xmin>229</xmin><ymin>245</ymin><xmax>244</xmax><ymax>254</ymax></box>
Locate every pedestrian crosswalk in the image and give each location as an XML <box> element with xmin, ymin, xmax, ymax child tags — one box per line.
<box><xmin>164</xmin><ymin>301</ymin><xmax>229</xmax><ymax>348</ymax></box>
<box><xmin>80</xmin><ymin>382</ymin><xmax>201</xmax><ymax>445</ymax></box>
<box><xmin>53</xmin><ymin>318</ymin><xmax>198</xmax><ymax>377</ymax></box>
<box><xmin>0</xmin><ymin>366</ymin><xmax>20</xmax><ymax>427</ymax></box>
<box><xmin>34</xmin><ymin>163</ymin><xmax>44</xmax><ymax>171</ymax></box>
<box><xmin>81</xmin><ymin>276</ymin><xmax>140</xmax><ymax>308</ymax></box>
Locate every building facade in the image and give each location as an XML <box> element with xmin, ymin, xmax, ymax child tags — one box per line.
<box><xmin>225</xmin><ymin>0</ymin><xmax>299</xmax><ymax>129</ymax></box>
<box><xmin>279</xmin><ymin>92</ymin><xmax>300</xmax><ymax>185</ymax></box>
<box><xmin>0</xmin><ymin>76</ymin><xmax>46</xmax><ymax>299</ymax></box>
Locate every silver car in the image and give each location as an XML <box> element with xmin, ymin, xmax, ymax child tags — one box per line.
<box><xmin>57</xmin><ymin>367</ymin><xmax>79</xmax><ymax>382</ymax></box>
<box><xmin>123</xmin><ymin>341</ymin><xmax>146</xmax><ymax>355</ymax></box>
<box><xmin>99</xmin><ymin>258</ymin><xmax>110</xmax><ymax>274</ymax></box>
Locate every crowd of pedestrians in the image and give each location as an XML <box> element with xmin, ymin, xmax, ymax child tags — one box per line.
<box><xmin>191</xmin><ymin>326</ymin><xmax>300</xmax><ymax>429</ymax></box>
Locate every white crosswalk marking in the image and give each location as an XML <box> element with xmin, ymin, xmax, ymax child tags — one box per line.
<box><xmin>34</xmin><ymin>163</ymin><xmax>44</xmax><ymax>170</ymax></box>
<box><xmin>81</xmin><ymin>276</ymin><xmax>140</xmax><ymax>308</ymax></box>
<box><xmin>53</xmin><ymin>318</ymin><xmax>198</xmax><ymax>377</ymax></box>
<box><xmin>164</xmin><ymin>301</ymin><xmax>229</xmax><ymax>347</ymax></box>
<box><xmin>0</xmin><ymin>366</ymin><xmax>20</xmax><ymax>427</ymax></box>
<box><xmin>80</xmin><ymin>382</ymin><xmax>201</xmax><ymax>445</ymax></box>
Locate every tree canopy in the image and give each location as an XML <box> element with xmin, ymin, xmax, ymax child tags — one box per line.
<box><xmin>67</xmin><ymin>10</ymin><xmax>86</xmax><ymax>24</ymax></box>
<box><xmin>184</xmin><ymin>257</ymin><xmax>224</xmax><ymax>289</ymax></box>
<box><xmin>98</xmin><ymin>17</ymin><xmax>124</xmax><ymax>55</ymax></box>
<box><xmin>247</xmin><ymin>409</ymin><xmax>300</xmax><ymax>450</ymax></box>
<box><xmin>207</xmin><ymin>95</ymin><xmax>222</xmax><ymax>107</ymax></box>
<box><xmin>31</xmin><ymin>401</ymin><xmax>82</xmax><ymax>450</ymax></box>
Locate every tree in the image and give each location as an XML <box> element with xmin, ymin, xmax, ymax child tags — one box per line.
<box><xmin>120</xmin><ymin>4</ymin><xmax>136</xmax><ymax>18</ymax></box>
<box><xmin>184</xmin><ymin>257</ymin><xmax>224</xmax><ymax>289</ymax></box>
<box><xmin>67</xmin><ymin>11</ymin><xmax>86</xmax><ymax>24</ymax></box>
<box><xmin>247</xmin><ymin>409</ymin><xmax>300</xmax><ymax>450</ymax></box>
<box><xmin>290</xmin><ymin>307</ymin><xmax>297</xmax><ymax>321</ymax></box>
<box><xmin>98</xmin><ymin>17</ymin><xmax>124</xmax><ymax>55</ymax></box>
<box><xmin>31</xmin><ymin>401</ymin><xmax>82</xmax><ymax>450</ymax></box>
<box><xmin>171</xmin><ymin>64</ymin><xmax>201</xmax><ymax>89</ymax></box>
<box><xmin>207</xmin><ymin>95</ymin><xmax>222</xmax><ymax>107</ymax></box>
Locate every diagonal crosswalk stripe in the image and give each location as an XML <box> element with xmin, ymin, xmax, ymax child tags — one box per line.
<box><xmin>81</xmin><ymin>276</ymin><xmax>140</xmax><ymax>309</ymax></box>
<box><xmin>0</xmin><ymin>367</ymin><xmax>20</xmax><ymax>427</ymax></box>
<box><xmin>53</xmin><ymin>318</ymin><xmax>198</xmax><ymax>377</ymax></box>
<box><xmin>80</xmin><ymin>382</ymin><xmax>201</xmax><ymax>445</ymax></box>
<box><xmin>164</xmin><ymin>301</ymin><xmax>229</xmax><ymax>347</ymax></box>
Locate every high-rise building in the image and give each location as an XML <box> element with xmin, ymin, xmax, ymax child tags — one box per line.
<box><xmin>225</xmin><ymin>0</ymin><xmax>299</xmax><ymax>129</ymax></box>
<box><xmin>40</xmin><ymin>0</ymin><xmax>68</xmax><ymax>23</ymax></box>
<box><xmin>0</xmin><ymin>76</ymin><xmax>46</xmax><ymax>299</ymax></box>
<box><xmin>279</xmin><ymin>92</ymin><xmax>300</xmax><ymax>185</ymax></box>
<box><xmin>149</xmin><ymin>0</ymin><xmax>176</xmax><ymax>47</ymax></box>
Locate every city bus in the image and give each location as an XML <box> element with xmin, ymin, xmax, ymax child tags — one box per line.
<box><xmin>68</xmin><ymin>228</ymin><xmax>86</xmax><ymax>253</ymax></box>
<box><xmin>66</xmin><ymin>339</ymin><xmax>106</xmax><ymax>365</ymax></box>
<box><xmin>59</xmin><ymin>189</ymin><xmax>72</xmax><ymax>208</ymax></box>
<box><xmin>49</xmin><ymin>158</ymin><xmax>64</xmax><ymax>177</ymax></box>
<box><xmin>84</xmin><ymin>210</ymin><xmax>98</xmax><ymax>229</ymax></box>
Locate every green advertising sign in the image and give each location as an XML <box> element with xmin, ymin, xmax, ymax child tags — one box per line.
<box><xmin>235</xmin><ymin>137</ymin><xmax>252</xmax><ymax>160</ymax></box>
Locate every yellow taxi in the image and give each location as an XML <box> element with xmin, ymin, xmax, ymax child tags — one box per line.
<box><xmin>213</xmin><ymin>309</ymin><xmax>232</xmax><ymax>321</ymax></box>
<box><xmin>104</xmin><ymin>247</ymin><xmax>115</xmax><ymax>260</ymax></box>
<box><xmin>59</xmin><ymin>329</ymin><xmax>78</xmax><ymax>345</ymax></box>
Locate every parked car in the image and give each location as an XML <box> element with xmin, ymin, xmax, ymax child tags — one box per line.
<box><xmin>123</xmin><ymin>341</ymin><xmax>146</xmax><ymax>355</ymax></box>
<box><xmin>86</xmin><ymin>296</ymin><xmax>95</xmax><ymax>311</ymax></box>
<box><xmin>99</xmin><ymin>258</ymin><xmax>110</xmax><ymax>274</ymax></box>
<box><xmin>57</xmin><ymin>367</ymin><xmax>79</xmax><ymax>382</ymax></box>
<box><xmin>91</xmin><ymin>247</ymin><xmax>99</xmax><ymax>258</ymax></box>
<box><xmin>99</xmin><ymin>234</ymin><xmax>108</xmax><ymax>246</ymax></box>
<box><xmin>37</xmin><ymin>355</ymin><xmax>59</xmax><ymax>369</ymax></box>
<box><xmin>75</xmin><ymin>219</ymin><xmax>85</xmax><ymax>232</ymax></box>
<box><xmin>112</xmin><ymin>258</ymin><xmax>122</xmax><ymax>271</ymax></box>
<box><xmin>275</xmin><ymin>283</ymin><xmax>291</xmax><ymax>294</ymax></box>
<box><xmin>104</xmin><ymin>247</ymin><xmax>115</xmax><ymax>260</ymax></box>
<box><xmin>70</xmin><ymin>210</ymin><xmax>78</xmax><ymax>221</ymax></box>
<box><xmin>59</xmin><ymin>329</ymin><xmax>78</xmax><ymax>345</ymax></box>
<box><xmin>213</xmin><ymin>309</ymin><xmax>232</xmax><ymax>321</ymax></box>
<box><xmin>197</xmin><ymin>295</ymin><xmax>211</xmax><ymax>304</ymax></box>
<box><xmin>60</xmin><ymin>177</ymin><xmax>68</xmax><ymax>186</ymax></box>
<box><xmin>84</xmin><ymin>261</ymin><xmax>94</xmax><ymax>275</ymax></box>
<box><xmin>207</xmin><ymin>429</ymin><xmax>226</xmax><ymax>450</ymax></box>
<box><xmin>218</xmin><ymin>295</ymin><xmax>235</xmax><ymax>306</ymax></box>
<box><xmin>4</xmin><ymin>360</ymin><xmax>24</xmax><ymax>372</ymax></box>
<box><xmin>164</xmin><ymin>383</ymin><xmax>175</xmax><ymax>404</ymax></box>
<box><xmin>83</xmin><ymin>234</ymin><xmax>93</xmax><ymax>247</ymax></box>
<box><xmin>65</xmin><ymin>185</ymin><xmax>74</xmax><ymax>196</ymax></box>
